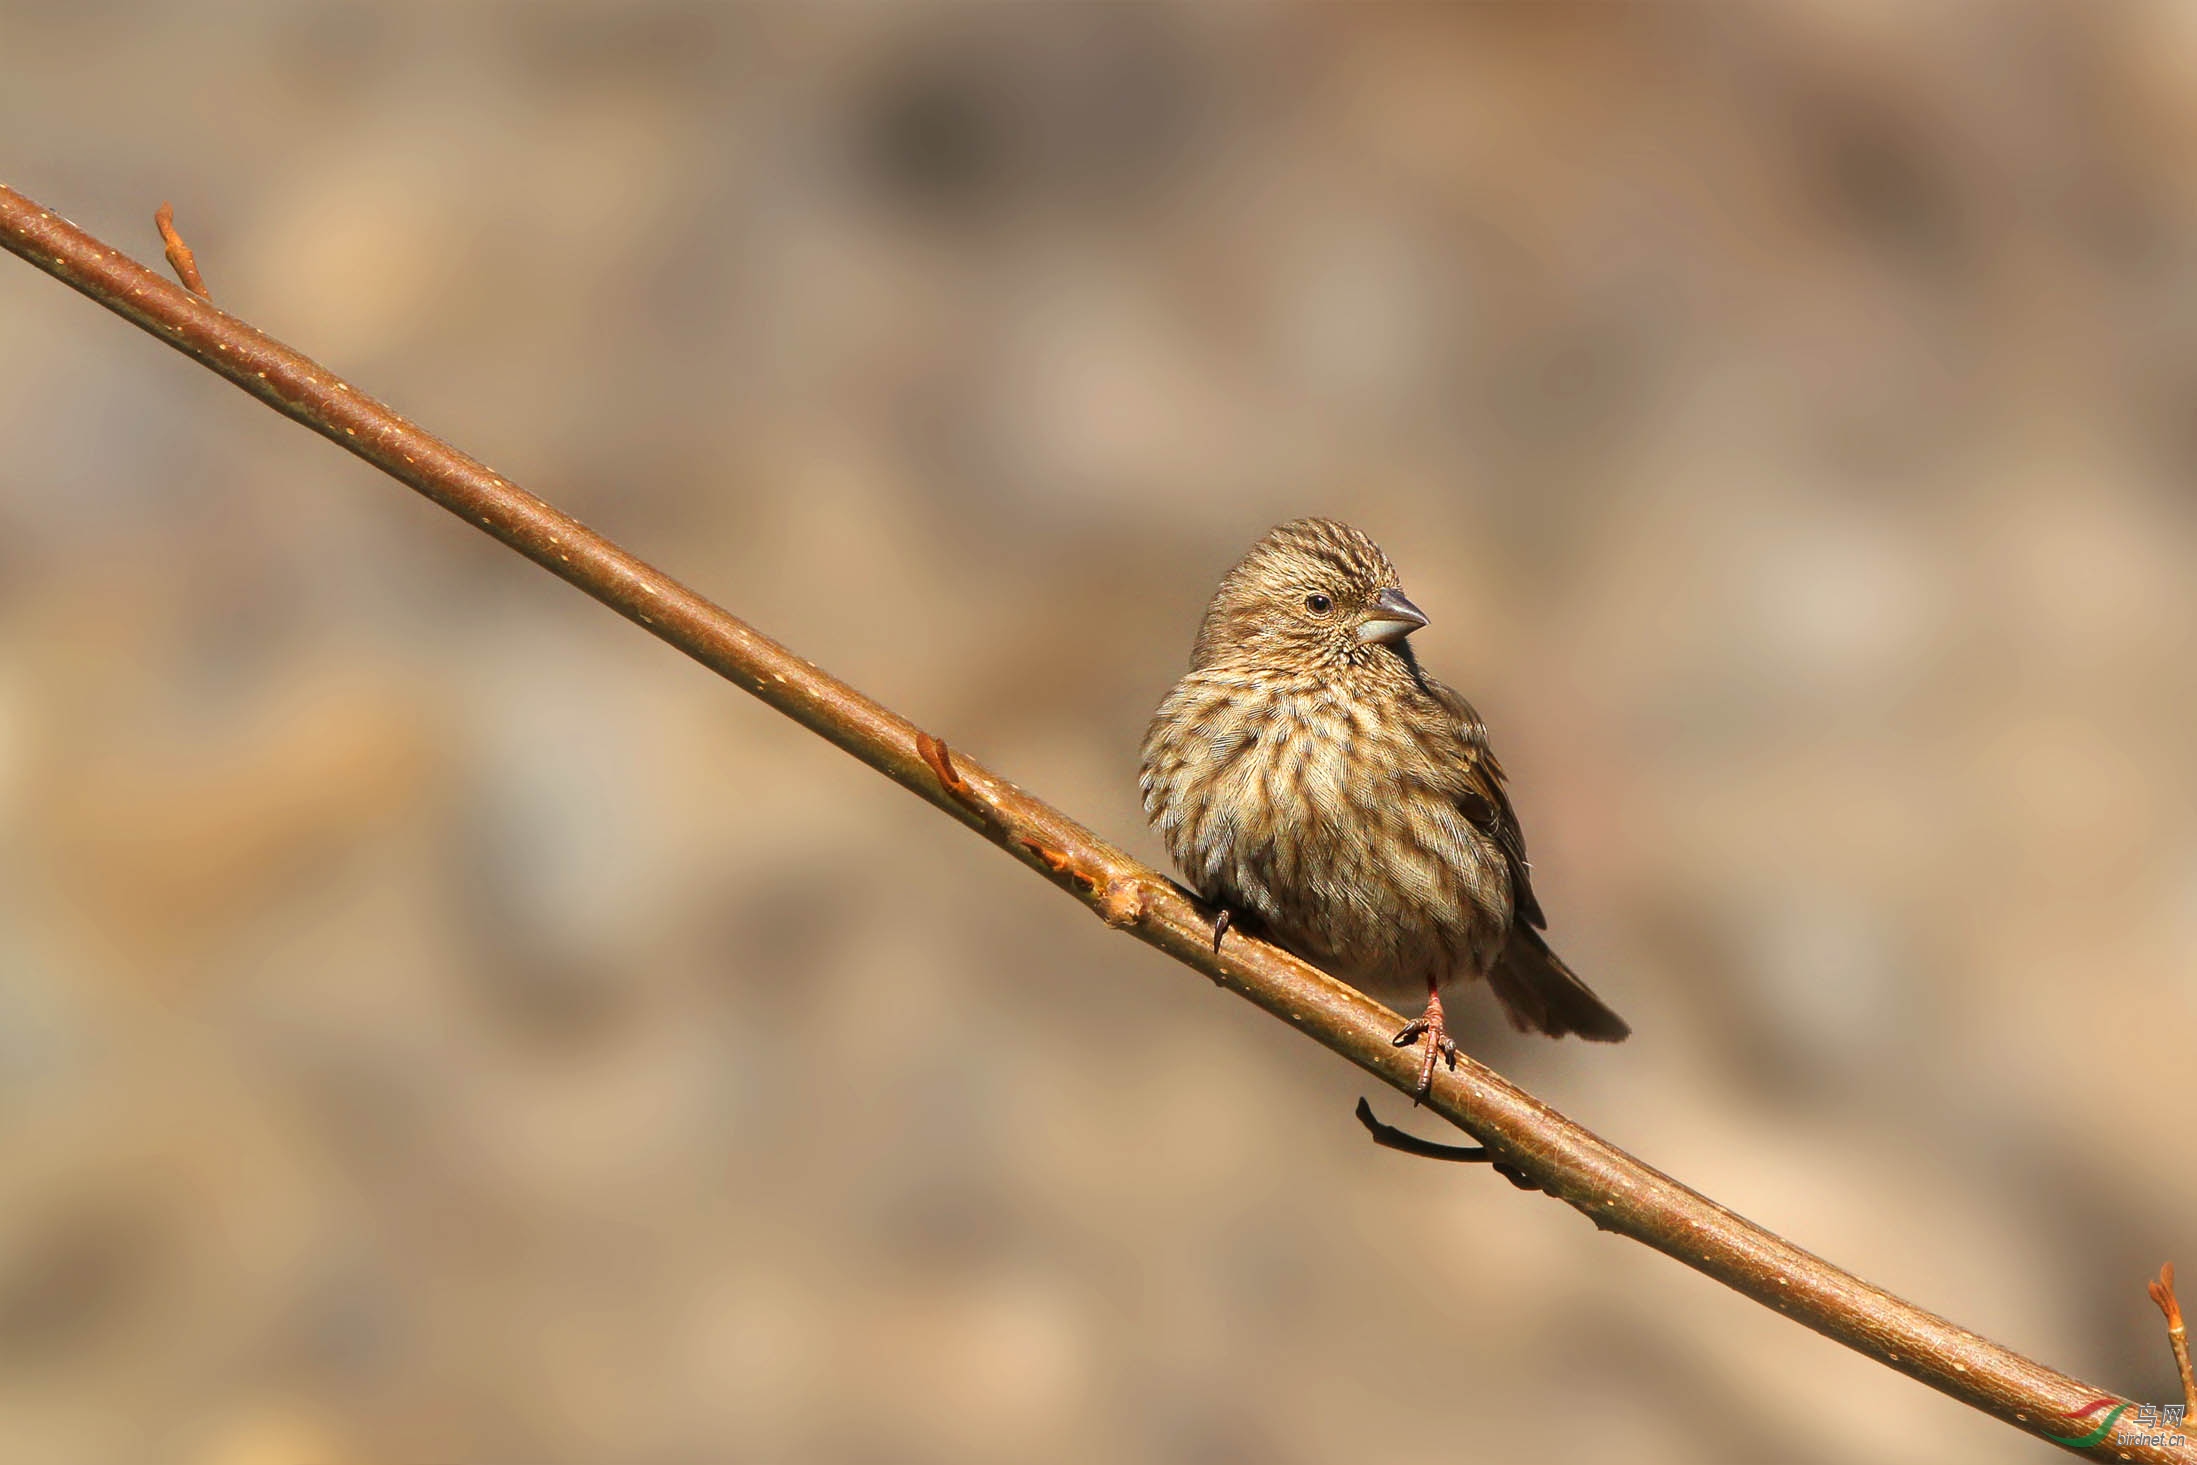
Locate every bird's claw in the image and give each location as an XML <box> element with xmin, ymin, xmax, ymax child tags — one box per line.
<box><xmin>1391</xmin><ymin>1003</ymin><xmax>1458</xmax><ymax>1104</ymax></box>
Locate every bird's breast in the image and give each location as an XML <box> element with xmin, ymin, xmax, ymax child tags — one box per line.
<box><xmin>1140</xmin><ymin>675</ymin><xmax>1511</xmax><ymax>998</ymax></box>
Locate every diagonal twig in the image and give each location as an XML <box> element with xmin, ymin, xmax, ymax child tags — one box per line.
<box><xmin>1354</xmin><ymin>1097</ymin><xmax>1539</xmax><ymax>1187</ymax></box>
<box><xmin>2153</xmin><ymin>1264</ymin><xmax>2197</xmax><ymax>1426</ymax></box>
<box><xmin>0</xmin><ymin>181</ymin><xmax>2187</xmax><ymax>1463</ymax></box>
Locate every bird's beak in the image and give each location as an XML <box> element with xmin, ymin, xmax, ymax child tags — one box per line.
<box><xmin>1357</xmin><ymin>587</ymin><xmax>1428</xmax><ymax>645</ymax></box>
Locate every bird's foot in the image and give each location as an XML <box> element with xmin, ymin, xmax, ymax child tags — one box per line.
<box><xmin>1391</xmin><ymin>990</ymin><xmax>1458</xmax><ymax>1104</ymax></box>
<box><xmin>1209</xmin><ymin>907</ymin><xmax>1234</xmax><ymax>954</ymax></box>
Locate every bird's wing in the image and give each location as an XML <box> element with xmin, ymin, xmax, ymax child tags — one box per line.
<box><xmin>1423</xmin><ymin>677</ymin><xmax>1546</xmax><ymax>931</ymax></box>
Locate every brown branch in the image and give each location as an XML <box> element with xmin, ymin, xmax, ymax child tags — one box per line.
<box><xmin>2154</xmin><ymin>1264</ymin><xmax>2197</xmax><ymax>1426</ymax></box>
<box><xmin>152</xmin><ymin>202</ymin><xmax>207</xmax><ymax>298</ymax></box>
<box><xmin>0</xmin><ymin>179</ymin><xmax>2187</xmax><ymax>1464</ymax></box>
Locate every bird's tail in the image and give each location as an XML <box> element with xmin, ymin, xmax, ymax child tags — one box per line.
<box><xmin>1486</xmin><ymin>925</ymin><xmax>1630</xmax><ymax>1042</ymax></box>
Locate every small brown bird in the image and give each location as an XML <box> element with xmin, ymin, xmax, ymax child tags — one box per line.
<box><xmin>1140</xmin><ymin>517</ymin><xmax>1628</xmax><ymax>1095</ymax></box>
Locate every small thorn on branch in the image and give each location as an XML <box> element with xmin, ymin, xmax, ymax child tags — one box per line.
<box><xmin>916</xmin><ymin>730</ymin><xmax>997</xmax><ymax>826</ymax></box>
<box><xmin>913</xmin><ymin>728</ymin><xmax>1137</xmax><ymax>925</ymax></box>
<box><xmin>915</xmin><ymin>730</ymin><xmax>967</xmax><ymax>795</ymax></box>
<box><xmin>153</xmin><ymin>203</ymin><xmax>208</xmax><ymax>298</ymax></box>
<box><xmin>1020</xmin><ymin>837</ymin><xmax>1070</xmax><ymax>874</ymax></box>
<box><xmin>1016</xmin><ymin>835</ymin><xmax>1128</xmax><ymax>903</ymax></box>
<box><xmin>1019</xmin><ymin>838</ymin><xmax>1091</xmax><ymax>884</ymax></box>
<box><xmin>2149</xmin><ymin>1261</ymin><xmax>2196</xmax><ymax>1422</ymax></box>
<box><xmin>1354</xmin><ymin>1098</ymin><xmax>1540</xmax><ymax>1189</ymax></box>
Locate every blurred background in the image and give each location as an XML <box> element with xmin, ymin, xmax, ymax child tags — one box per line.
<box><xmin>2</xmin><ymin>5</ymin><xmax>2194</xmax><ymax>1463</ymax></box>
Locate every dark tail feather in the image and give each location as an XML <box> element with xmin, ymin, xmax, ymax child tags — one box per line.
<box><xmin>1486</xmin><ymin>926</ymin><xmax>1630</xmax><ymax>1042</ymax></box>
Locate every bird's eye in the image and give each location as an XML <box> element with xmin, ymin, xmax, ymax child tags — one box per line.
<box><xmin>1304</xmin><ymin>593</ymin><xmax>1333</xmax><ymax>615</ymax></box>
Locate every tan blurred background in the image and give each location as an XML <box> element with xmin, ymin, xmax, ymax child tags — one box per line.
<box><xmin>3</xmin><ymin>5</ymin><xmax>2194</xmax><ymax>1463</ymax></box>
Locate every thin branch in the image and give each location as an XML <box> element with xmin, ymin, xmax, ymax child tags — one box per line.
<box><xmin>2154</xmin><ymin>1264</ymin><xmax>2197</xmax><ymax>1425</ymax></box>
<box><xmin>1354</xmin><ymin>1096</ymin><xmax>1538</xmax><ymax>1185</ymax></box>
<box><xmin>0</xmin><ymin>180</ymin><xmax>2187</xmax><ymax>1464</ymax></box>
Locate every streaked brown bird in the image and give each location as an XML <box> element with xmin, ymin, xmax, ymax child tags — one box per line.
<box><xmin>1140</xmin><ymin>517</ymin><xmax>1629</xmax><ymax>1096</ymax></box>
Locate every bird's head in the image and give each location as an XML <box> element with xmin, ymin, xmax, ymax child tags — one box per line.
<box><xmin>1189</xmin><ymin>517</ymin><xmax>1428</xmax><ymax>674</ymax></box>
